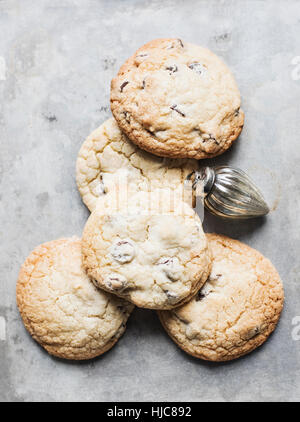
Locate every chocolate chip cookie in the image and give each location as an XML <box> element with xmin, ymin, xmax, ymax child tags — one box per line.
<box><xmin>81</xmin><ymin>190</ymin><xmax>211</xmax><ymax>310</ymax></box>
<box><xmin>158</xmin><ymin>234</ymin><xmax>284</xmax><ymax>361</ymax></box>
<box><xmin>16</xmin><ymin>237</ymin><xmax>134</xmax><ymax>360</ymax></box>
<box><xmin>76</xmin><ymin>117</ymin><xmax>198</xmax><ymax>211</ymax></box>
<box><xmin>111</xmin><ymin>38</ymin><xmax>244</xmax><ymax>159</ymax></box>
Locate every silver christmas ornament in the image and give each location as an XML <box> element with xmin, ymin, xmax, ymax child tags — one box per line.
<box><xmin>186</xmin><ymin>166</ymin><xmax>269</xmax><ymax>219</ymax></box>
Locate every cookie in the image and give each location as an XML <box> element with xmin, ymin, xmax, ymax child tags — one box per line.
<box><xmin>16</xmin><ymin>237</ymin><xmax>134</xmax><ymax>360</ymax></box>
<box><xmin>76</xmin><ymin>117</ymin><xmax>198</xmax><ymax>211</ymax></box>
<box><xmin>158</xmin><ymin>234</ymin><xmax>284</xmax><ymax>361</ymax></box>
<box><xmin>81</xmin><ymin>190</ymin><xmax>211</xmax><ymax>310</ymax></box>
<box><xmin>111</xmin><ymin>38</ymin><xmax>244</xmax><ymax>159</ymax></box>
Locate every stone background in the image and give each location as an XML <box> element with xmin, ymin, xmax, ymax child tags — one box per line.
<box><xmin>0</xmin><ymin>0</ymin><xmax>300</xmax><ymax>402</ymax></box>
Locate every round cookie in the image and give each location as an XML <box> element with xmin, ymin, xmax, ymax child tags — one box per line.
<box><xmin>111</xmin><ymin>38</ymin><xmax>244</xmax><ymax>159</ymax></box>
<box><xmin>158</xmin><ymin>234</ymin><xmax>284</xmax><ymax>361</ymax></box>
<box><xmin>16</xmin><ymin>237</ymin><xmax>134</xmax><ymax>360</ymax></box>
<box><xmin>82</xmin><ymin>190</ymin><xmax>211</xmax><ymax>310</ymax></box>
<box><xmin>76</xmin><ymin>117</ymin><xmax>198</xmax><ymax>211</ymax></box>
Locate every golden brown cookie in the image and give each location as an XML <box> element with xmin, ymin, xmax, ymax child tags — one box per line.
<box><xmin>16</xmin><ymin>237</ymin><xmax>134</xmax><ymax>360</ymax></box>
<box><xmin>76</xmin><ymin>117</ymin><xmax>198</xmax><ymax>212</ymax></box>
<box><xmin>81</xmin><ymin>190</ymin><xmax>211</xmax><ymax>310</ymax></box>
<box><xmin>111</xmin><ymin>38</ymin><xmax>244</xmax><ymax>159</ymax></box>
<box><xmin>158</xmin><ymin>234</ymin><xmax>284</xmax><ymax>361</ymax></box>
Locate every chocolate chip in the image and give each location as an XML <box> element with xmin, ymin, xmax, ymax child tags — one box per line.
<box><xmin>195</xmin><ymin>291</ymin><xmax>206</xmax><ymax>302</ymax></box>
<box><xmin>91</xmin><ymin>278</ymin><xmax>99</xmax><ymax>288</ymax></box>
<box><xmin>157</xmin><ymin>258</ymin><xmax>170</xmax><ymax>265</ymax></box>
<box><xmin>165</xmin><ymin>290</ymin><xmax>178</xmax><ymax>304</ymax></box>
<box><xmin>193</xmin><ymin>127</ymin><xmax>203</xmax><ymax>137</ymax></box>
<box><xmin>145</xmin><ymin>128</ymin><xmax>160</xmax><ymax>138</ymax></box>
<box><xmin>195</xmin><ymin>280</ymin><xmax>216</xmax><ymax>301</ymax></box>
<box><xmin>245</xmin><ymin>326</ymin><xmax>261</xmax><ymax>340</ymax></box>
<box><xmin>234</xmin><ymin>107</ymin><xmax>240</xmax><ymax>117</ymax></box>
<box><xmin>170</xmin><ymin>104</ymin><xmax>185</xmax><ymax>117</ymax></box>
<box><xmin>117</xmin><ymin>305</ymin><xmax>128</xmax><ymax>315</ymax></box>
<box><xmin>134</xmin><ymin>53</ymin><xmax>149</xmax><ymax>67</ymax></box>
<box><xmin>95</xmin><ymin>174</ymin><xmax>107</xmax><ymax>197</ymax></box>
<box><xmin>110</xmin><ymin>240</ymin><xmax>135</xmax><ymax>264</ymax></box>
<box><xmin>123</xmin><ymin>111</ymin><xmax>131</xmax><ymax>123</ymax></box>
<box><xmin>188</xmin><ymin>62</ymin><xmax>206</xmax><ymax>76</ymax></box>
<box><xmin>203</xmin><ymin>133</ymin><xmax>219</xmax><ymax>145</ymax></box>
<box><xmin>142</xmin><ymin>79</ymin><xmax>146</xmax><ymax>89</ymax></box>
<box><xmin>166</xmin><ymin>39</ymin><xmax>184</xmax><ymax>49</ymax></box>
<box><xmin>166</xmin><ymin>65</ymin><xmax>178</xmax><ymax>74</ymax></box>
<box><xmin>120</xmin><ymin>81</ymin><xmax>129</xmax><ymax>92</ymax></box>
<box><xmin>157</xmin><ymin>257</ymin><xmax>182</xmax><ymax>281</ymax></box>
<box><xmin>104</xmin><ymin>273</ymin><xmax>128</xmax><ymax>291</ymax></box>
<box><xmin>209</xmin><ymin>273</ymin><xmax>222</xmax><ymax>282</ymax></box>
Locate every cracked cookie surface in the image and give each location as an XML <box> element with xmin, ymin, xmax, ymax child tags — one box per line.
<box><xmin>16</xmin><ymin>237</ymin><xmax>134</xmax><ymax>360</ymax></box>
<box><xmin>76</xmin><ymin>117</ymin><xmax>198</xmax><ymax>211</ymax></box>
<box><xmin>111</xmin><ymin>38</ymin><xmax>244</xmax><ymax>159</ymax></box>
<box><xmin>81</xmin><ymin>191</ymin><xmax>211</xmax><ymax>310</ymax></box>
<box><xmin>158</xmin><ymin>234</ymin><xmax>284</xmax><ymax>361</ymax></box>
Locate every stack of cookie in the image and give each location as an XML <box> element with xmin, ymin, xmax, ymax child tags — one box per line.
<box><xmin>17</xmin><ymin>39</ymin><xmax>284</xmax><ymax>362</ymax></box>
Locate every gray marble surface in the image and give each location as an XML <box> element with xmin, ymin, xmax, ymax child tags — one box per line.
<box><xmin>1</xmin><ymin>0</ymin><xmax>300</xmax><ymax>402</ymax></box>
